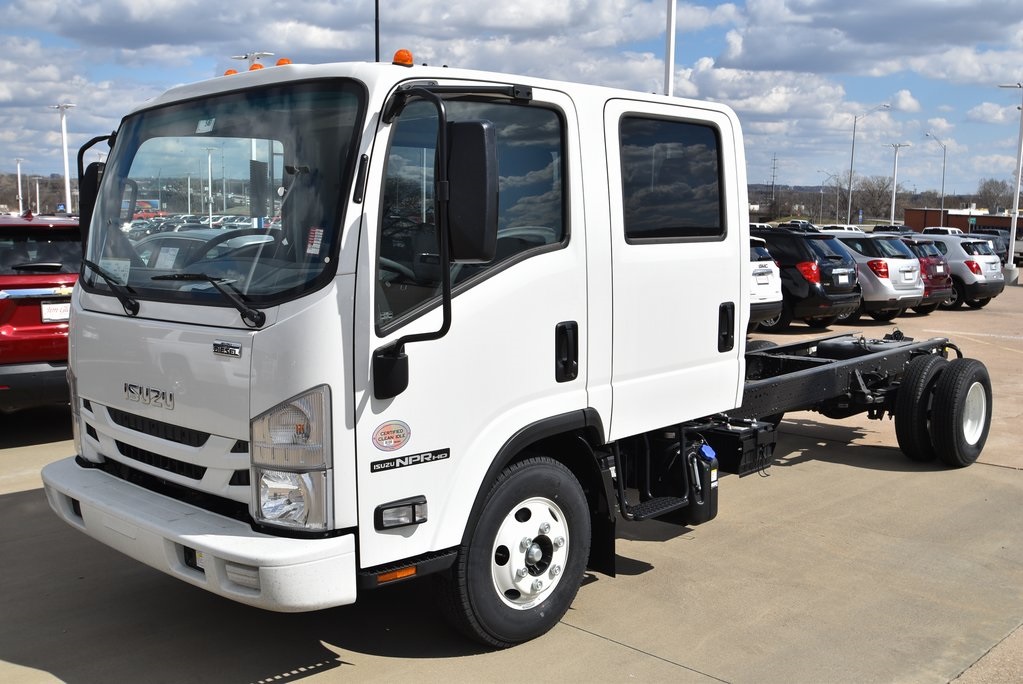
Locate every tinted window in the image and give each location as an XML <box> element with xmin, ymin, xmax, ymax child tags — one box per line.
<box><xmin>750</xmin><ymin>244</ymin><xmax>773</xmax><ymax>261</ymax></box>
<box><xmin>376</xmin><ymin>99</ymin><xmax>565</xmax><ymax>330</ymax></box>
<box><xmin>873</xmin><ymin>237</ymin><xmax>915</xmax><ymax>258</ymax></box>
<box><xmin>619</xmin><ymin>117</ymin><xmax>723</xmax><ymax>241</ymax></box>
<box><xmin>961</xmin><ymin>241</ymin><xmax>994</xmax><ymax>256</ymax></box>
<box><xmin>0</xmin><ymin>227</ymin><xmax>81</xmax><ymax>275</ymax></box>
<box><xmin>807</xmin><ymin>236</ymin><xmax>850</xmax><ymax>260</ymax></box>
<box><xmin>837</xmin><ymin>236</ymin><xmax>880</xmax><ymax>257</ymax></box>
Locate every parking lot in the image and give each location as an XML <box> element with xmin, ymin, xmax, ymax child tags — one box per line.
<box><xmin>1</xmin><ymin>287</ymin><xmax>1021</xmax><ymax>683</ymax></box>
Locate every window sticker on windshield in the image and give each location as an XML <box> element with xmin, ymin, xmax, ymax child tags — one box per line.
<box><xmin>99</xmin><ymin>258</ymin><xmax>131</xmax><ymax>285</ymax></box>
<box><xmin>155</xmin><ymin>247</ymin><xmax>179</xmax><ymax>270</ymax></box>
<box><xmin>196</xmin><ymin>118</ymin><xmax>215</xmax><ymax>134</ymax></box>
<box><xmin>306</xmin><ymin>227</ymin><xmax>324</xmax><ymax>256</ymax></box>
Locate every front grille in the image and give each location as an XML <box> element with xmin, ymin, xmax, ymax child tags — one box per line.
<box><xmin>108</xmin><ymin>407</ymin><xmax>210</xmax><ymax>447</ymax></box>
<box><xmin>115</xmin><ymin>440</ymin><xmax>207</xmax><ymax>480</ymax></box>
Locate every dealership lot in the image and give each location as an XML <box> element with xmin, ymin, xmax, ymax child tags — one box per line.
<box><xmin>1</xmin><ymin>288</ymin><xmax>1021</xmax><ymax>683</ymax></box>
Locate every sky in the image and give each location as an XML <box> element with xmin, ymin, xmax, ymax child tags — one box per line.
<box><xmin>2</xmin><ymin>0</ymin><xmax>1023</xmax><ymax>203</ymax></box>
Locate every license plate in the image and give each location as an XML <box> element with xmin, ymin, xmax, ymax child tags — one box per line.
<box><xmin>41</xmin><ymin>300</ymin><xmax>70</xmax><ymax>322</ymax></box>
<box><xmin>902</xmin><ymin>271</ymin><xmax>915</xmax><ymax>282</ymax></box>
<box><xmin>988</xmin><ymin>263</ymin><xmax>998</xmax><ymax>271</ymax></box>
<box><xmin>837</xmin><ymin>274</ymin><xmax>849</xmax><ymax>285</ymax></box>
<box><xmin>756</xmin><ymin>275</ymin><xmax>769</xmax><ymax>285</ymax></box>
<box><xmin>935</xmin><ymin>265</ymin><xmax>944</xmax><ymax>273</ymax></box>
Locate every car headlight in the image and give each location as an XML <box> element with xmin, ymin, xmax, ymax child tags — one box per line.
<box><xmin>250</xmin><ymin>385</ymin><xmax>332</xmax><ymax>531</ymax></box>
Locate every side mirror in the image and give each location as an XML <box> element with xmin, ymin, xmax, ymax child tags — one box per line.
<box><xmin>446</xmin><ymin>120</ymin><xmax>498</xmax><ymax>263</ymax></box>
<box><xmin>78</xmin><ymin>161</ymin><xmax>104</xmax><ymax>251</ymax></box>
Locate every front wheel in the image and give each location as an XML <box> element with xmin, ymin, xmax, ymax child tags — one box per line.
<box><xmin>440</xmin><ymin>457</ymin><xmax>591</xmax><ymax>648</ymax></box>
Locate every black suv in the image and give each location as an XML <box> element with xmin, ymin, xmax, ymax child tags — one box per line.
<box><xmin>751</xmin><ymin>227</ymin><xmax>861</xmax><ymax>332</ymax></box>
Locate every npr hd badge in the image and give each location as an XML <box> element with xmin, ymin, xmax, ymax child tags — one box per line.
<box><xmin>372</xmin><ymin>420</ymin><xmax>411</xmax><ymax>451</ymax></box>
<box><xmin>372</xmin><ymin>449</ymin><xmax>450</xmax><ymax>473</ymax></box>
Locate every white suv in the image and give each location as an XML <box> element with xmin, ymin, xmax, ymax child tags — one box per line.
<box><xmin>748</xmin><ymin>236</ymin><xmax>782</xmax><ymax>331</ymax></box>
<box><xmin>911</xmin><ymin>234</ymin><xmax>1005</xmax><ymax>309</ymax></box>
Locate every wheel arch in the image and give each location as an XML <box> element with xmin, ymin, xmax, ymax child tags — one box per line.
<box><xmin>457</xmin><ymin>408</ymin><xmax>617</xmax><ymax>575</ymax></box>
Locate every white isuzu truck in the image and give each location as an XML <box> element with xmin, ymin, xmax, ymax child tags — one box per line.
<box><xmin>43</xmin><ymin>52</ymin><xmax>992</xmax><ymax>648</ymax></box>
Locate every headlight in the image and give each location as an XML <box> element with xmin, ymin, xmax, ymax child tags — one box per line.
<box><xmin>251</xmin><ymin>386</ymin><xmax>332</xmax><ymax>531</ymax></box>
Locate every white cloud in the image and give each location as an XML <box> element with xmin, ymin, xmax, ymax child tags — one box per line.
<box><xmin>966</xmin><ymin>102</ymin><xmax>1018</xmax><ymax>124</ymax></box>
<box><xmin>891</xmin><ymin>90</ymin><xmax>920</xmax><ymax>113</ymax></box>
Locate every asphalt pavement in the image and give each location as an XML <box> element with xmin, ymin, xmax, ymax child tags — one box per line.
<box><xmin>1</xmin><ymin>287</ymin><xmax>1021</xmax><ymax>683</ymax></box>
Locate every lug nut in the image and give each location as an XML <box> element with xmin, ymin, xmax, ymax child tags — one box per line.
<box><xmin>517</xmin><ymin>568</ymin><xmax>528</xmax><ymax>579</ymax></box>
<box><xmin>554</xmin><ymin>536</ymin><xmax>565</xmax><ymax>548</ymax></box>
<box><xmin>538</xmin><ymin>522</ymin><xmax>551</xmax><ymax>535</ymax></box>
<box><xmin>550</xmin><ymin>564</ymin><xmax>562</xmax><ymax>578</ymax></box>
<box><xmin>531</xmin><ymin>579</ymin><xmax>543</xmax><ymax>592</ymax></box>
<box><xmin>520</xmin><ymin>537</ymin><xmax>532</xmax><ymax>551</ymax></box>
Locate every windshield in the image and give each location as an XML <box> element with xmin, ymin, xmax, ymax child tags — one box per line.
<box><xmin>84</xmin><ymin>80</ymin><xmax>365</xmax><ymax>307</ymax></box>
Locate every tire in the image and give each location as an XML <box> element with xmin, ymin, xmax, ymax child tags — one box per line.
<box><xmin>757</xmin><ymin>300</ymin><xmax>792</xmax><ymax>333</ymax></box>
<box><xmin>440</xmin><ymin>457</ymin><xmax>591</xmax><ymax>648</ymax></box>
<box><xmin>746</xmin><ymin>339</ymin><xmax>777</xmax><ymax>353</ymax></box>
<box><xmin>928</xmin><ymin>358</ymin><xmax>992</xmax><ymax>468</ymax></box>
<box><xmin>966</xmin><ymin>297</ymin><xmax>990</xmax><ymax>309</ymax></box>
<box><xmin>940</xmin><ymin>278</ymin><xmax>965</xmax><ymax>310</ymax></box>
<box><xmin>894</xmin><ymin>354</ymin><xmax>948</xmax><ymax>462</ymax></box>
<box><xmin>805</xmin><ymin>315</ymin><xmax>839</xmax><ymax>329</ymax></box>
<box><xmin>912</xmin><ymin>303</ymin><xmax>939</xmax><ymax>315</ymax></box>
<box><xmin>869</xmin><ymin>308</ymin><xmax>901</xmax><ymax>322</ymax></box>
<box><xmin>838</xmin><ymin>304</ymin><xmax>862</xmax><ymax>324</ymax></box>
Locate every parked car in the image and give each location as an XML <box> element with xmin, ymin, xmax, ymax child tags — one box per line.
<box><xmin>0</xmin><ymin>215</ymin><xmax>80</xmax><ymax>411</ymax></box>
<box><xmin>922</xmin><ymin>226</ymin><xmax>964</xmax><ymax>235</ymax></box>
<box><xmin>826</xmin><ymin>231</ymin><xmax>924</xmax><ymax>323</ymax></box>
<box><xmin>901</xmin><ymin>238</ymin><xmax>954</xmax><ymax>314</ymax></box>
<box><xmin>751</xmin><ymin>226</ymin><xmax>861</xmax><ymax>331</ymax></box>
<box><xmin>908</xmin><ymin>234</ymin><xmax>1005</xmax><ymax>309</ymax></box>
<box><xmin>870</xmin><ymin>225</ymin><xmax>915</xmax><ymax>235</ymax></box>
<box><xmin>970</xmin><ymin>227</ymin><xmax>1011</xmax><ymax>264</ymax></box>
<box><xmin>748</xmin><ymin>236</ymin><xmax>783</xmax><ymax>331</ymax></box>
<box><xmin>820</xmin><ymin>224</ymin><xmax>866</xmax><ymax>233</ymax></box>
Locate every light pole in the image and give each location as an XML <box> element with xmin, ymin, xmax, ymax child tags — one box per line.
<box><xmin>888</xmin><ymin>143</ymin><xmax>910</xmax><ymax>224</ymax></box>
<box><xmin>50</xmin><ymin>103</ymin><xmax>76</xmax><ymax>214</ymax></box>
<box><xmin>925</xmin><ymin>132</ymin><xmax>948</xmax><ymax>226</ymax></box>
<box><xmin>664</xmin><ymin>0</ymin><xmax>677</xmax><ymax>96</ymax></box>
<box><xmin>14</xmin><ymin>157</ymin><xmax>24</xmax><ymax>214</ymax></box>
<box><xmin>846</xmin><ymin>103</ymin><xmax>890</xmax><ymax>223</ymax></box>
<box><xmin>205</xmin><ymin>147</ymin><xmax>216</xmax><ymax>225</ymax></box>
<box><xmin>819</xmin><ymin>170</ymin><xmax>841</xmax><ymax>223</ymax></box>
<box><xmin>1000</xmin><ymin>82</ymin><xmax>1023</xmax><ymax>284</ymax></box>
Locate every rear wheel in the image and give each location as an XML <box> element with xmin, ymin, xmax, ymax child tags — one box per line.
<box><xmin>928</xmin><ymin>359</ymin><xmax>992</xmax><ymax>468</ymax></box>
<box><xmin>758</xmin><ymin>300</ymin><xmax>792</xmax><ymax>333</ymax></box>
<box><xmin>912</xmin><ymin>303</ymin><xmax>939</xmax><ymax>315</ymax></box>
<box><xmin>869</xmin><ymin>308</ymin><xmax>901</xmax><ymax>322</ymax></box>
<box><xmin>966</xmin><ymin>297</ymin><xmax>990</xmax><ymax>309</ymax></box>
<box><xmin>838</xmin><ymin>304</ymin><xmax>862</xmax><ymax>324</ymax></box>
<box><xmin>894</xmin><ymin>354</ymin><xmax>948</xmax><ymax>461</ymax></box>
<box><xmin>940</xmin><ymin>278</ymin><xmax>965</xmax><ymax>310</ymax></box>
<box><xmin>805</xmin><ymin>315</ymin><xmax>839</xmax><ymax>329</ymax></box>
<box><xmin>440</xmin><ymin>457</ymin><xmax>591</xmax><ymax>648</ymax></box>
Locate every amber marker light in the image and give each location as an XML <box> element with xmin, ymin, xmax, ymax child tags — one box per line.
<box><xmin>392</xmin><ymin>49</ymin><xmax>414</xmax><ymax>67</ymax></box>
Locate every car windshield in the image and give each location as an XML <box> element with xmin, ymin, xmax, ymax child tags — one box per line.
<box><xmin>84</xmin><ymin>80</ymin><xmax>365</xmax><ymax>306</ymax></box>
<box><xmin>0</xmin><ymin>224</ymin><xmax>81</xmax><ymax>275</ymax></box>
<box><xmin>961</xmin><ymin>241</ymin><xmax>995</xmax><ymax>256</ymax></box>
<box><xmin>807</xmin><ymin>236</ymin><xmax>851</xmax><ymax>260</ymax></box>
<box><xmin>872</xmin><ymin>237</ymin><xmax>916</xmax><ymax>258</ymax></box>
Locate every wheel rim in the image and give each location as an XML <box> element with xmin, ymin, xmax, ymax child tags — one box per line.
<box><xmin>490</xmin><ymin>496</ymin><xmax>570</xmax><ymax>610</ymax></box>
<box><xmin>760</xmin><ymin>312</ymin><xmax>781</xmax><ymax>327</ymax></box>
<box><xmin>961</xmin><ymin>381</ymin><xmax>988</xmax><ymax>445</ymax></box>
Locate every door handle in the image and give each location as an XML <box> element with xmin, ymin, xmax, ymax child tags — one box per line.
<box><xmin>555</xmin><ymin>321</ymin><xmax>578</xmax><ymax>383</ymax></box>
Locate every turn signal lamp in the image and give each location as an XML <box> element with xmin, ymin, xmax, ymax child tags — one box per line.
<box><xmin>965</xmin><ymin>260</ymin><xmax>982</xmax><ymax>275</ymax></box>
<box><xmin>867</xmin><ymin>259</ymin><xmax>890</xmax><ymax>279</ymax></box>
<box><xmin>795</xmin><ymin>261</ymin><xmax>821</xmax><ymax>285</ymax></box>
<box><xmin>249</xmin><ymin>62</ymin><xmax>264</xmax><ymax>71</ymax></box>
<box><xmin>392</xmin><ymin>49</ymin><xmax>414</xmax><ymax>67</ymax></box>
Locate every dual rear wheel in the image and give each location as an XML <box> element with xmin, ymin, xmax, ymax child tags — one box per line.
<box><xmin>895</xmin><ymin>355</ymin><xmax>992</xmax><ymax>467</ymax></box>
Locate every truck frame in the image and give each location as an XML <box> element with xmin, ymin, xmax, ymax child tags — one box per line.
<box><xmin>42</xmin><ymin>53</ymin><xmax>992</xmax><ymax>648</ymax></box>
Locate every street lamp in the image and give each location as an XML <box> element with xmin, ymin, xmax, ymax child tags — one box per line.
<box><xmin>925</xmin><ymin>132</ymin><xmax>948</xmax><ymax>226</ymax></box>
<box><xmin>888</xmin><ymin>143</ymin><xmax>910</xmax><ymax>224</ymax></box>
<box><xmin>49</xmin><ymin>103</ymin><xmax>75</xmax><ymax>214</ymax></box>
<box><xmin>14</xmin><ymin>157</ymin><xmax>24</xmax><ymax>214</ymax></box>
<box><xmin>204</xmin><ymin>147</ymin><xmax>216</xmax><ymax>225</ymax></box>
<box><xmin>999</xmin><ymin>82</ymin><xmax>1023</xmax><ymax>284</ymax></box>
<box><xmin>846</xmin><ymin>103</ymin><xmax>890</xmax><ymax>223</ymax></box>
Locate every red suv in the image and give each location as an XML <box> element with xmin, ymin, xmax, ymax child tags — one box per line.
<box><xmin>0</xmin><ymin>215</ymin><xmax>81</xmax><ymax>411</ymax></box>
<box><xmin>902</xmin><ymin>237</ymin><xmax>954</xmax><ymax>314</ymax></box>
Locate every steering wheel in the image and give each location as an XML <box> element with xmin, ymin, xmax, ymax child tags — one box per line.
<box><xmin>185</xmin><ymin>228</ymin><xmax>283</xmax><ymax>265</ymax></box>
<box><xmin>379</xmin><ymin>257</ymin><xmax>416</xmax><ymax>282</ymax></box>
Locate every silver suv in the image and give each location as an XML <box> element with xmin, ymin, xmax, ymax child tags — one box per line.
<box><xmin>827</xmin><ymin>231</ymin><xmax>923</xmax><ymax>322</ymax></box>
<box><xmin>910</xmin><ymin>234</ymin><xmax>1005</xmax><ymax>309</ymax></box>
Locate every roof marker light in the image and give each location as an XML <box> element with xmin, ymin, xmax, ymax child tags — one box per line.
<box><xmin>249</xmin><ymin>62</ymin><xmax>264</xmax><ymax>71</ymax></box>
<box><xmin>276</xmin><ymin>58</ymin><xmax>292</xmax><ymax>66</ymax></box>
<box><xmin>392</xmin><ymin>49</ymin><xmax>414</xmax><ymax>67</ymax></box>
<box><xmin>224</xmin><ymin>68</ymin><xmax>238</xmax><ymax>76</ymax></box>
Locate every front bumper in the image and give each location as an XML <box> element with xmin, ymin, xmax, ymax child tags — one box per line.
<box><xmin>0</xmin><ymin>361</ymin><xmax>68</xmax><ymax>412</ymax></box>
<box><xmin>42</xmin><ymin>456</ymin><xmax>357</xmax><ymax>612</ymax></box>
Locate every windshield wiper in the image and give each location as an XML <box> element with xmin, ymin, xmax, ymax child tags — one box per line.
<box><xmin>151</xmin><ymin>273</ymin><xmax>265</xmax><ymax>327</ymax></box>
<box><xmin>82</xmin><ymin>259</ymin><xmax>140</xmax><ymax>316</ymax></box>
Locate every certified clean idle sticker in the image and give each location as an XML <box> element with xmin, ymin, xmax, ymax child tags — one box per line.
<box><xmin>372</xmin><ymin>420</ymin><xmax>411</xmax><ymax>451</ymax></box>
